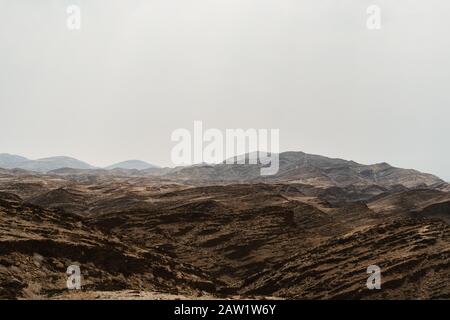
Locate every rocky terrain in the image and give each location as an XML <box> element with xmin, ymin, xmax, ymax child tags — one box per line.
<box><xmin>0</xmin><ymin>152</ymin><xmax>449</xmax><ymax>299</ymax></box>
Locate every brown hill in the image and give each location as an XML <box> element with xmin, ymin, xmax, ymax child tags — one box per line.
<box><xmin>163</xmin><ymin>152</ymin><xmax>445</xmax><ymax>189</ymax></box>
<box><xmin>0</xmin><ymin>158</ymin><xmax>448</xmax><ymax>299</ymax></box>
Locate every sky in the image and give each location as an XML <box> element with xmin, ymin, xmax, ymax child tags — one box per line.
<box><xmin>0</xmin><ymin>0</ymin><xmax>449</xmax><ymax>180</ymax></box>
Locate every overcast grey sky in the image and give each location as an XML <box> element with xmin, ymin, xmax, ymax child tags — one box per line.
<box><xmin>0</xmin><ymin>0</ymin><xmax>449</xmax><ymax>180</ymax></box>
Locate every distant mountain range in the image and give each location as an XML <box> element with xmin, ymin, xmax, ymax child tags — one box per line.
<box><xmin>0</xmin><ymin>154</ymin><xmax>157</xmax><ymax>172</ymax></box>
<box><xmin>0</xmin><ymin>155</ymin><xmax>94</xmax><ymax>172</ymax></box>
<box><xmin>0</xmin><ymin>152</ymin><xmax>446</xmax><ymax>189</ymax></box>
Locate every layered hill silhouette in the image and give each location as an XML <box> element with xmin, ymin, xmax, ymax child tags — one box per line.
<box><xmin>0</xmin><ymin>154</ymin><xmax>94</xmax><ymax>172</ymax></box>
<box><xmin>0</xmin><ymin>152</ymin><xmax>445</xmax><ymax>189</ymax></box>
<box><xmin>0</xmin><ymin>154</ymin><xmax>158</xmax><ymax>172</ymax></box>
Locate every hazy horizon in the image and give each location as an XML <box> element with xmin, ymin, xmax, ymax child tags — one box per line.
<box><xmin>1</xmin><ymin>0</ymin><xmax>449</xmax><ymax>180</ymax></box>
<box><xmin>1</xmin><ymin>149</ymin><xmax>448</xmax><ymax>182</ymax></box>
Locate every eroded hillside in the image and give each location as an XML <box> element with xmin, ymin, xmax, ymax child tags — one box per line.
<box><xmin>0</xmin><ymin>167</ymin><xmax>449</xmax><ymax>299</ymax></box>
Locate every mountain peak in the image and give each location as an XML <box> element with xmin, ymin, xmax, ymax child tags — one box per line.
<box><xmin>106</xmin><ymin>160</ymin><xmax>158</xmax><ymax>170</ymax></box>
<box><xmin>0</xmin><ymin>153</ymin><xmax>29</xmax><ymax>169</ymax></box>
<box><xmin>0</xmin><ymin>154</ymin><xmax>94</xmax><ymax>172</ymax></box>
